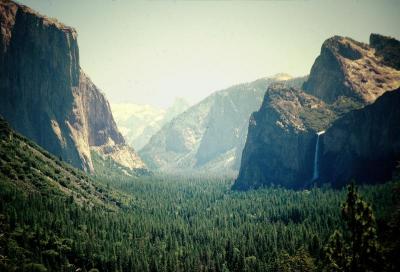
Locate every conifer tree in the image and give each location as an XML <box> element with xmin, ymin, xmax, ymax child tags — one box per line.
<box><xmin>325</xmin><ymin>183</ymin><xmax>382</xmax><ymax>272</ymax></box>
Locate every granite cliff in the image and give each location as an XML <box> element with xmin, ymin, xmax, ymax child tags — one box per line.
<box><xmin>233</xmin><ymin>83</ymin><xmax>335</xmax><ymax>190</ymax></box>
<box><xmin>0</xmin><ymin>0</ymin><xmax>145</xmax><ymax>173</ymax></box>
<box><xmin>319</xmin><ymin>88</ymin><xmax>400</xmax><ymax>187</ymax></box>
<box><xmin>234</xmin><ymin>34</ymin><xmax>400</xmax><ymax>190</ymax></box>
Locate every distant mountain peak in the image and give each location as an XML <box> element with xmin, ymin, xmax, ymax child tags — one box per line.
<box><xmin>139</xmin><ymin>76</ymin><xmax>308</xmax><ymax>173</ymax></box>
<box><xmin>271</xmin><ymin>73</ymin><xmax>293</xmax><ymax>81</ymax></box>
<box><xmin>111</xmin><ymin>99</ymin><xmax>190</xmax><ymax>150</ymax></box>
<box><xmin>171</xmin><ymin>97</ymin><xmax>190</xmax><ymax>106</ymax></box>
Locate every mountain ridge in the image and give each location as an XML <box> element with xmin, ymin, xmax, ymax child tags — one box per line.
<box><xmin>140</xmin><ymin>75</ymin><xmax>306</xmax><ymax>173</ymax></box>
<box><xmin>234</xmin><ymin>34</ymin><xmax>400</xmax><ymax>190</ymax></box>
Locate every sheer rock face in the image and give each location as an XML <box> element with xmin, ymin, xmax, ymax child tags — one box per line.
<box><xmin>234</xmin><ymin>35</ymin><xmax>400</xmax><ymax>190</ymax></box>
<box><xmin>303</xmin><ymin>35</ymin><xmax>400</xmax><ymax>105</ymax></box>
<box><xmin>77</xmin><ymin>72</ymin><xmax>125</xmax><ymax>148</ymax></box>
<box><xmin>233</xmin><ymin>84</ymin><xmax>335</xmax><ymax>190</ymax></box>
<box><xmin>0</xmin><ymin>0</ymin><xmax>145</xmax><ymax>172</ymax></box>
<box><xmin>319</xmin><ymin>88</ymin><xmax>400</xmax><ymax>187</ymax></box>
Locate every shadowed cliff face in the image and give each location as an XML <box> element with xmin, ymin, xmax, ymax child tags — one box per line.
<box><xmin>0</xmin><ymin>1</ymin><xmax>145</xmax><ymax>172</ymax></box>
<box><xmin>319</xmin><ymin>88</ymin><xmax>400</xmax><ymax>187</ymax></box>
<box><xmin>233</xmin><ymin>84</ymin><xmax>335</xmax><ymax>190</ymax></box>
<box><xmin>0</xmin><ymin>1</ymin><xmax>84</xmax><ymax>169</ymax></box>
<box><xmin>303</xmin><ymin>35</ymin><xmax>400</xmax><ymax>105</ymax></box>
<box><xmin>234</xmin><ymin>34</ymin><xmax>400</xmax><ymax>190</ymax></box>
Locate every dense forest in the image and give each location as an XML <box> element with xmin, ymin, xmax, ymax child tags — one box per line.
<box><xmin>0</xmin><ymin>114</ymin><xmax>399</xmax><ymax>271</ymax></box>
<box><xmin>1</xmin><ymin>157</ymin><xmax>400</xmax><ymax>271</ymax></box>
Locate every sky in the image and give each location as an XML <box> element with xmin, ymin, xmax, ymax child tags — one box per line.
<box><xmin>19</xmin><ymin>0</ymin><xmax>400</xmax><ymax>108</ymax></box>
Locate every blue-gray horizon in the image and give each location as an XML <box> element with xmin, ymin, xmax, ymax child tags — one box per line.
<box><xmin>18</xmin><ymin>0</ymin><xmax>400</xmax><ymax>108</ymax></box>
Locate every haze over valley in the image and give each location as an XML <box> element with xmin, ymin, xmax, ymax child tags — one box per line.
<box><xmin>0</xmin><ymin>0</ymin><xmax>399</xmax><ymax>271</ymax></box>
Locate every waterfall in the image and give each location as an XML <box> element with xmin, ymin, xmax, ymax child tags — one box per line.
<box><xmin>312</xmin><ymin>130</ymin><xmax>325</xmax><ymax>181</ymax></box>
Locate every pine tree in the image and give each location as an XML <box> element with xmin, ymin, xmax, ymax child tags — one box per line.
<box><xmin>324</xmin><ymin>183</ymin><xmax>382</xmax><ymax>272</ymax></box>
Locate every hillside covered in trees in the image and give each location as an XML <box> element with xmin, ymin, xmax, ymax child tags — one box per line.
<box><xmin>1</xmin><ymin>117</ymin><xmax>400</xmax><ymax>270</ymax></box>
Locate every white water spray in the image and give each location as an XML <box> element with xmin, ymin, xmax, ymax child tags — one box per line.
<box><xmin>312</xmin><ymin>130</ymin><xmax>325</xmax><ymax>181</ymax></box>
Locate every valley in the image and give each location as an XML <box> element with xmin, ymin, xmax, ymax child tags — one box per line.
<box><xmin>1</xmin><ymin>153</ymin><xmax>399</xmax><ymax>270</ymax></box>
<box><xmin>0</xmin><ymin>0</ymin><xmax>400</xmax><ymax>271</ymax></box>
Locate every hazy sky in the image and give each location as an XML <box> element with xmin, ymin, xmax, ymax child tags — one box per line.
<box><xmin>19</xmin><ymin>0</ymin><xmax>400</xmax><ymax>108</ymax></box>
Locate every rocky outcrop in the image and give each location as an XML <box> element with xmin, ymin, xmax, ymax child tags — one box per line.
<box><xmin>92</xmin><ymin>143</ymin><xmax>146</xmax><ymax>170</ymax></box>
<box><xmin>303</xmin><ymin>35</ymin><xmax>400</xmax><ymax>105</ymax></box>
<box><xmin>370</xmin><ymin>33</ymin><xmax>400</xmax><ymax>70</ymax></box>
<box><xmin>234</xmin><ymin>34</ymin><xmax>400</xmax><ymax>190</ymax></box>
<box><xmin>139</xmin><ymin>75</ymin><xmax>306</xmax><ymax>174</ymax></box>
<box><xmin>0</xmin><ymin>0</ymin><xmax>145</xmax><ymax>173</ymax></box>
<box><xmin>319</xmin><ymin>88</ymin><xmax>400</xmax><ymax>187</ymax></box>
<box><xmin>233</xmin><ymin>83</ymin><xmax>335</xmax><ymax>190</ymax></box>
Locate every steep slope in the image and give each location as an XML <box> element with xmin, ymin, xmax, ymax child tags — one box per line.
<box><xmin>0</xmin><ymin>116</ymin><xmax>123</xmax><ymax>208</ymax></box>
<box><xmin>233</xmin><ymin>83</ymin><xmax>335</xmax><ymax>190</ymax></box>
<box><xmin>0</xmin><ymin>116</ymin><xmax>137</xmax><ymax>271</ymax></box>
<box><xmin>111</xmin><ymin>98</ymin><xmax>190</xmax><ymax>150</ymax></box>
<box><xmin>234</xmin><ymin>34</ymin><xmax>400</xmax><ymax>190</ymax></box>
<box><xmin>319</xmin><ymin>88</ymin><xmax>400</xmax><ymax>187</ymax></box>
<box><xmin>140</xmin><ymin>75</ymin><xmax>305</xmax><ymax>173</ymax></box>
<box><xmin>0</xmin><ymin>0</ymin><xmax>145</xmax><ymax>173</ymax></box>
<box><xmin>303</xmin><ymin>35</ymin><xmax>400</xmax><ymax>105</ymax></box>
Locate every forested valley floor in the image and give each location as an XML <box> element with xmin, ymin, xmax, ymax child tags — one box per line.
<box><xmin>1</xmin><ymin>163</ymin><xmax>399</xmax><ymax>271</ymax></box>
